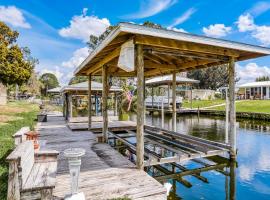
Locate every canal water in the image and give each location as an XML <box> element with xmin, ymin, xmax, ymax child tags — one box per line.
<box><xmin>129</xmin><ymin>114</ymin><xmax>270</xmax><ymax>200</ymax></box>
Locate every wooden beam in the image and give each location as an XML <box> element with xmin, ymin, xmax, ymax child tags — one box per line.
<box><xmin>86</xmin><ymin>47</ymin><xmax>121</xmax><ymax>75</ymax></box>
<box><xmin>88</xmin><ymin>74</ymin><xmax>92</xmax><ymax>130</ymax></box>
<box><xmin>172</xmin><ymin>72</ymin><xmax>177</xmax><ymax>132</ymax></box>
<box><xmin>149</xmin><ymin>52</ymin><xmax>174</xmax><ymax>64</ymax></box>
<box><xmin>135</xmin><ymin>35</ymin><xmax>239</xmax><ymax>57</ymax></box>
<box><xmin>144</xmin><ymin>59</ymin><xmax>213</xmax><ymax>77</ymax></box>
<box><xmin>144</xmin><ymin>60</ymin><xmax>177</xmax><ymax>69</ymax></box>
<box><xmin>136</xmin><ymin>44</ymin><xmax>145</xmax><ymax>170</ymax></box>
<box><xmin>228</xmin><ymin>57</ymin><xmax>236</xmax><ymax>157</ymax></box>
<box><xmin>102</xmin><ymin>65</ymin><xmax>109</xmax><ymax>142</ymax></box>
<box><xmin>144</xmin><ymin>53</ymin><xmax>163</xmax><ymax>64</ymax></box>
<box><xmin>155</xmin><ymin>163</ymin><xmax>228</xmax><ymax>180</ymax></box>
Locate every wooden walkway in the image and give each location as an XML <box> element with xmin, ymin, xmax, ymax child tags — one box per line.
<box><xmin>68</xmin><ymin>120</ymin><xmax>137</xmax><ymax>132</ymax></box>
<box><xmin>69</xmin><ymin>116</ymin><xmax>119</xmax><ymax>123</ymax></box>
<box><xmin>37</xmin><ymin>114</ymin><xmax>166</xmax><ymax>200</ymax></box>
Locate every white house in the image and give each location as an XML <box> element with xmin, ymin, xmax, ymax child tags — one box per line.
<box><xmin>237</xmin><ymin>81</ymin><xmax>270</xmax><ymax>100</ymax></box>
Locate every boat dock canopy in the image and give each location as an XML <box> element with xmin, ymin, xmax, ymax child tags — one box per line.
<box><xmin>146</xmin><ymin>75</ymin><xmax>199</xmax><ymax>86</ymax></box>
<box><xmin>60</xmin><ymin>81</ymin><xmax>122</xmax><ymax>93</ymax></box>
<box><xmin>74</xmin><ymin>22</ymin><xmax>270</xmax><ymax>77</ymax></box>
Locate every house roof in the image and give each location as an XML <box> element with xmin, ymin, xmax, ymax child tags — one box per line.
<box><xmin>237</xmin><ymin>81</ymin><xmax>270</xmax><ymax>88</ymax></box>
<box><xmin>145</xmin><ymin>75</ymin><xmax>199</xmax><ymax>86</ymax></box>
<box><xmin>60</xmin><ymin>81</ymin><xmax>122</xmax><ymax>93</ymax></box>
<box><xmin>74</xmin><ymin>23</ymin><xmax>270</xmax><ymax>77</ymax></box>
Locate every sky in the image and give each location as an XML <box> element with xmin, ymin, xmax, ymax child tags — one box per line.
<box><xmin>0</xmin><ymin>0</ymin><xmax>270</xmax><ymax>85</ymax></box>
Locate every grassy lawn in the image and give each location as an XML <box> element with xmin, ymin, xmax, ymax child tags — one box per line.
<box><xmin>213</xmin><ymin>100</ymin><xmax>270</xmax><ymax>113</ymax></box>
<box><xmin>182</xmin><ymin>99</ymin><xmax>225</xmax><ymax>109</ymax></box>
<box><xmin>0</xmin><ymin>101</ymin><xmax>39</xmax><ymax>200</ymax></box>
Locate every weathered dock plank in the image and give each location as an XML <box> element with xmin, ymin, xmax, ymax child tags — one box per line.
<box><xmin>36</xmin><ymin>115</ymin><xmax>166</xmax><ymax>200</ymax></box>
<box><xmin>68</xmin><ymin>120</ymin><xmax>137</xmax><ymax>132</ymax></box>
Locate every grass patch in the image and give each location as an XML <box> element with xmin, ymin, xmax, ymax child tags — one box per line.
<box><xmin>182</xmin><ymin>99</ymin><xmax>225</xmax><ymax>109</ymax></box>
<box><xmin>0</xmin><ymin>101</ymin><xmax>39</xmax><ymax>200</ymax></box>
<box><xmin>213</xmin><ymin>100</ymin><xmax>270</xmax><ymax>113</ymax></box>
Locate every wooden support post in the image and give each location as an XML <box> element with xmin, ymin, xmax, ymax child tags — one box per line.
<box><xmin>244</xmin><ymin>88</ymin><xmax>247</xmax><ymax>100</ymax></box>
<box><xmin>102</xmin><ymin>65</ymin><xmax>109</xmax><ymax>143</ymax></box>
<box><xmin>190</xmin><ymin>86</ymin><xmax>193</xmax><ymax>109</ymax></box>
<box><xmin>88</xmin><ymin>74</ymin><xmax>92</xmax><ymax>130</ymax></box>
<box><xmin>65</xmin><ymin>93</ymin><xmax>68</xmax><ymax>120</ymax></box>
<box><xmin>114</xmin><ymin>93</ymin><xmax>117</xmax><ymax>116</ymax></box>
<box><xmin>95</xmin><ymin>94</ymin><xmax>98</xmax><ymax>115</ymax></box>
<box><xmin>167</xmin><ymin>84</ymin><xmax>170</xmax><ymax>108</ymax></box>
<box><xmin>225</xmin><ymin>88</ymin><xmax>229</xmax><ymax>143</ymax></box>
<box><xmin>172</xmin><ymin>72</ymin><xmax>177</xmax><ymax>132</ymax></box>
<box><xmin>69</xmin><ymin>94</ymin><xmax>73</xmax><ymax>119</ymax></box>
<box><xmin>161</xmin><ymin>97</ymin><xmax>164</xmax><ymax>129</ymax></box>
<box><xmin>136</xmin><ymin>44</ymin><xmax>145</xmax><ymax>170</ymax></box>
<box><xmin>228</xmin><ymin>58</ymin><xmax>236</xmax><ymax>157</ymax></box>
<box><xmin>62</xmin><ymin>95</ymin><xmax>65</xmax><ymax>117</ymax></box>
<box><xmin>229</xmin><ymin>159</ymin><xmax>236</xmax><ymax>200</ymax></box>
<box><xmin>151</xmin><ymin>87</ymin><xmax>154</xmax><ymax>109</ymax></box>
<box><xmin>7</xmin><ymin>161</ymin><xmax>20</xmax><ymax>200</ymax></box>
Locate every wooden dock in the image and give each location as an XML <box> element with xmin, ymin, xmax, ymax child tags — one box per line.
<box><xmin>108</xmin><ymin>125</ymin><xmax>231</xmax><ymax>167</ymax></box>
<box><xmin>146</xmin><ymin>107</ymin><xmax>199</xmax><ymax>114</ymax></box>
<box><xmin>68</xmin><ymin>116</ymin><xmax>119</xmax><ymax>123</ymax></box>
<box><xmin>37</xmin><ymin>114</ymin><xmax>167</xmax><ymax>200</ymax></box>
<box><xmin>68</xmin><ymin>120</ymin><xmax>137</xmax><ymax>132</ymax></box>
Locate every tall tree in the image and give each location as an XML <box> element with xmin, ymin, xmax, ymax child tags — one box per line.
<box><xmin>0</xmin><ymin>22</ymin><xmax>37</xmax><ymax>86</ymax></box>
<box><xmin>187</xmin><ymin>64</ymin><xmax>239</xmax><ymax>90</ymax></box>
<box><xmin>68</xmin><ymin>76</ymin><xmax>88</xmax><ymax>85</ymax></box>
<box><xmin>39</xmin><ymin>73</ymin><xmax>59</xmax><ymax>96</ymax></box>
<box><xmin>256</xmin><ymin>76</ymin><xmax>270</xmax><ymax>82</ymax></box>
<box><xmin>21</xmin><ymin>72</ymin><xmax>42</xmax><ymax>96</ymax></box>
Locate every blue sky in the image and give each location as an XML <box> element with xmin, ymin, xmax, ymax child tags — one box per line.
<box><xmin>0</xmin><ymin>0</ymin><xmax>270</xmax><ymax>85</ymax></box>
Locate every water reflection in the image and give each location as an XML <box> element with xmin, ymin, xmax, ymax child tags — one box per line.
<box><xmin>140</xmin><ymin>114</ymin><xmax>270</xmax><ymax>200</ymax></box>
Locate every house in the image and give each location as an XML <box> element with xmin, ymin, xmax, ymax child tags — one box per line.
<box><xmin>237</xmin><ymin>81</ymin><xmax>270</xmax><ymax>100</ymax></box>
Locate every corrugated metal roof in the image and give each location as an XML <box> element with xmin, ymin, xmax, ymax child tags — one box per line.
<box><xmin>60</xmin><ymin>81</ymin><xmax>122</xmax><ymax>93</ymax></box>
<box><xmin>237</xmin><ymin>81</ymin><xmax>270</xmax><ymax>88</ymax></box>
<box><xmin>146</xmin><ymin>75</ymin><xmax>199</xmax><ymax>86</ymax></box>
<box><xmin>74</xmin><ymin>23</ymin><xmax>270</xmax><ymax>76</ymax></box>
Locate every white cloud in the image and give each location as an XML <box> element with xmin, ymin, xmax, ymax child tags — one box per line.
<box><xmin>247</xmin><ymin>1</ymin><xmax>270</xmax><ymax>17</ymax></box>
<box><xmin>122</xmin><ymin>0</ymin><xmax>177</xmax><ymax>19</ymax></box>
<box><xmin>0</xmin><ymin>6</ymin><xmax>31</xmax><ymax>28</ymax></box>
<box><xmin>203</xmin><ymin>24</ymin><xmax>231</xmax><ymax>38</ymax></box>
<box><xmin>59</xmin><ymin>8</ymin><xmax>110</xmax><ymax>42</ymax></box>
<box><xmin>237</xmin><ymin>62</ymin><xmax>270</xmax><ymax>84</ymax></box>
<box><xmin>167</xmin><ymin>27</ymin><xmax>187</xmax><ymax>33</ymax></box>
<box><xmin>236</xmin><ymin>14</ymin><xmax>256</xmax><ymax>32</ymax></box>
<box><xmin>61</xmin><ymin>47</ymin><xmax>89</xmax><ymax>68</ymax></box>
<box><xmin>252</xmin><ymin>25</ymin><xmax>270</xmax><ymax>46</ymax></box>
<box><xmin>40</xmin><ymin>66</ymin><xmax>64</xmax><ymax>82</ymax></box>
<box><xmin>168</xmin><ymin>7</ymin><xmax>196</xmax><ymax>28</ymax></box>
<box><xmin>236</xmin><ymin>13</ymin><xmax>270</xmax><ymax>46</ymax></box>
